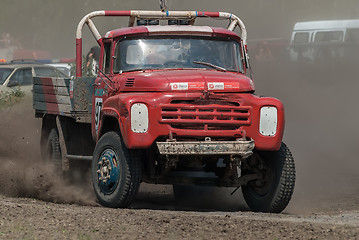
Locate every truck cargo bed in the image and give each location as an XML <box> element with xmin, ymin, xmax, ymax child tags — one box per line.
<box><xmin>33</xmin><ymin>76</ymin><xmax>95</xmax><ymax>123</ymax></box>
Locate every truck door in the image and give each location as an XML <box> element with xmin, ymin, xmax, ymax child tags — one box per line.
<box><xmin>92</xmin><ymin>41</ymin><xmax>112</xmax><ymax>139</ymax></box>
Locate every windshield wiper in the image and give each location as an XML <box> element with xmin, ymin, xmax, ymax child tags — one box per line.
<box><xmin>122</xmin><ymin>68</ymin><xmax>147</xmax><ymax>73</ymax></box>
<box><xmin>192</xmin><ymin>61</ymin><xmax>227</xmax><ymax>72</ymax></box>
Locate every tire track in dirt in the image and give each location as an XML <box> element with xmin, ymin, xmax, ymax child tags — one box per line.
<box><xmin>0</xmin><ymin>194</ymin><xmax>358</xmax><ymax>240</ymax></box>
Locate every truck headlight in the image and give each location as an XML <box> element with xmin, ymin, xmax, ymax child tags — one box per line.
<box><xmin>259</xmin><ymin>106</ymin><xmax>277</xmax><ymax>136</ymax></box>
<box><xmin>131</xmin><ymin>103</ymin><xmax>148</xmax><ymax>133</ymax></box>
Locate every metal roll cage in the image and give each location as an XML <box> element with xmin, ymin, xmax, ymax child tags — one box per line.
<box><xmin>76</xmin><ymin>10</ymin><xmax>248</xmax><ymax>77</ymax></box>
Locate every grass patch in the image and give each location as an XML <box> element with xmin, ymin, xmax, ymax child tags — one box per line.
<box><xmin>0</xmin><ymin>88</ymin><xmax>26</xmax><ymax>109</ymax></box>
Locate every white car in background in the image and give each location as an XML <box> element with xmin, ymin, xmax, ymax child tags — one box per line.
<box><xmin>289</xmin><ymin>19</ymin><xmax>359</xmax><ymax>62</ymax></box>
<box><xmin>46</xmin><ymin>62</ymin><xmax>72</xmax><ymax>77</ymax></box>
<box><xmin>0</xmin><ymin>62</ymin><xmax>68</xmax><ymax>93</ymax></box>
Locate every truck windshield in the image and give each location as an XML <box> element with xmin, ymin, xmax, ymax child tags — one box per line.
<box><xmin>114</xmin><ymin>37</ymin><xmax>244</xmax><ymax>73</ymax></box>
<box><xmin>0</xmin><ymin>68</ymin><xmax>13</xmax><ymax>85</ymax></box>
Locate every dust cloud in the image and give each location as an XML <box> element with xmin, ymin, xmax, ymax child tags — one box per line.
<box><xmin>0</xmin><ymin>97</ymin><xmax>96</xmax><ymax>206</ymax></box>
<box><xmin>0</xmin><ymin>0</ymin><xmax>359</xmax><ymax>213</ymax></box>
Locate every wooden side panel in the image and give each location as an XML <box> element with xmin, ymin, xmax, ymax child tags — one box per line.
<box><xmin>33</xmin><ymin>76</ymin><xmax>72</xmax><ymax>115</ymax></box>
<box><xmin>33</xmin><ymin>76</ymin><xmax>95</xmax><ymax>123</ymax></box>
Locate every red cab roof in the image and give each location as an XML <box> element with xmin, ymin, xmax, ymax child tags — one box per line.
<box><xmin>104</xmin><ymin>25</ymin><xmax>241</xmax><ymax>40</ymax></box>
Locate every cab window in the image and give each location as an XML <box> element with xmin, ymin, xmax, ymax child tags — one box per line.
<box><xmin>114</xmin><ymin>37</ymin><xmax>244</xmax><ymax>73</ymax></box>
<box><xmin>103</xmin><ymin>42</ymin><xmax>111</xmax><ymax>74</ymax></box>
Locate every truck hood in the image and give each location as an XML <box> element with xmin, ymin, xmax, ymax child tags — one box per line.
<box><xmin>114</xmin><ymin>69</ymin><xmax>255</xmax><ymax>93</ymax></box>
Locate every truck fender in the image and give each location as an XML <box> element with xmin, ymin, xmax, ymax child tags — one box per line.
<box><xmin>97</xmin><ymin>107</ymin><xmax>121</xmax><ymax>141</ymax></box>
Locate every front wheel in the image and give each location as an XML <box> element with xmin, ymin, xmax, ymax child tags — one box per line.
<box><xmin>92</xmin><ymin>131</ymin><xmax>141</xmax><ymax>208</ymax></box>
<box><xmin>242</xmin><ymin>142</ymin><xmax>295</xmax><ymax>213</ymax></box>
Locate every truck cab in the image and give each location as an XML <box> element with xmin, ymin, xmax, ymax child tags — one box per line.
<box><xmin>93</xmin><ymin>25</ymin><xmax>284</xmax><ymax>150</ymax></box>
<box><xmin>34</xmin><ymin>10</ymin><xmax>295</xmax><ymax>213</ymax></box>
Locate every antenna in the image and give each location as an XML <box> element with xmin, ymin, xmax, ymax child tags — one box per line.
<box><xmin>159</xmin><ymin>0</ymin><xmax>167</xmax><ymax>12</ymax></box>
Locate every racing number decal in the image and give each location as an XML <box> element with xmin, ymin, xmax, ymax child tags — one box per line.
<box><xmin>95</xmin><ymin>98</ymin><xmax>103</xmax><ymax>134</ymax></box>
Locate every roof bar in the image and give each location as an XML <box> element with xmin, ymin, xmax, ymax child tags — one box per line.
<box><xmin>76</xmin><ymin>10</ymin><xmax>247</xmax><ymax>77</ymax></box>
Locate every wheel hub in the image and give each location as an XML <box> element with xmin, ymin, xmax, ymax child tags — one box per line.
<box><xmin>97</xmin><ymin>149</ymin><xmax>120</xmax><ymax>194</ymax></box>
<box><xmin>98</xmin><ymin>157</ymin><xmax>112</xmax><ymax>183</ymax></box>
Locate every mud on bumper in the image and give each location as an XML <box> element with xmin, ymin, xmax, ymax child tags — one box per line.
<box><xmin>156</xmin><ymin>139</ymin><xmax>254</xmax><ymax>157</ymax></box>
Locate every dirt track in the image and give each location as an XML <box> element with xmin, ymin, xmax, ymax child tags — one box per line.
<box><xmin>0</xmin><ymin>192</ymin><xmax>358</xmax><ymax>240</ymax></box>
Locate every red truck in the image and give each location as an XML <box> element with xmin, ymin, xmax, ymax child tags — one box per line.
<box><xmin>33</xmin><ymin>10</ymin><xmax>295</xmax><ymax>213</ymax></box>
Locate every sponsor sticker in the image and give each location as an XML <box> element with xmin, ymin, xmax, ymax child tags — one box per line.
<box><xmin>170</xmin><ymin>82</ymin><xmax>188</xmax><ymax>90</ymax></box>
<box><xmin>208</xmin><ymin>82</ymin><xmax>240</xmax><ymax>90</ymax></box>
<box><xmin>170</xmin><ymin>82</ymin><xmax>205</xmax><ymax>90</ymax></box>
<box><xmin>208</xmin><ymin>82</ymin><xmax>224</xmax><ymax>90</ymax></box>
<box><xmin>170</xmin><ymin>82</ymin><xmax>239</xmax><ymax>91</ymax></box>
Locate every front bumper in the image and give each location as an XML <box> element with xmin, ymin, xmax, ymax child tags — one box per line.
<box><xmin>156</xmin><ymin>138</ymin><xmax>254</xmax><ymax>157</ymax></box>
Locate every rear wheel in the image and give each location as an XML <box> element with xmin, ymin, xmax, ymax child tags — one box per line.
<box><xmin>44</xmin><ymin>126</ymin><xmax>90</xmax><ymax>182</ymax></box>
<box><xmin>242</xmin><ymin>142</ymin><xmax>295</xmax><ymax>213</ymax></box>
<box><xmin>45</xmin><ymin>128</ymin><xmax>62</xmax><ymax>171</ymax></box>
<box><xmin>92</xmin><ymin>131</ymin><xmax>141</xmax><ymax>208</ymax></box>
